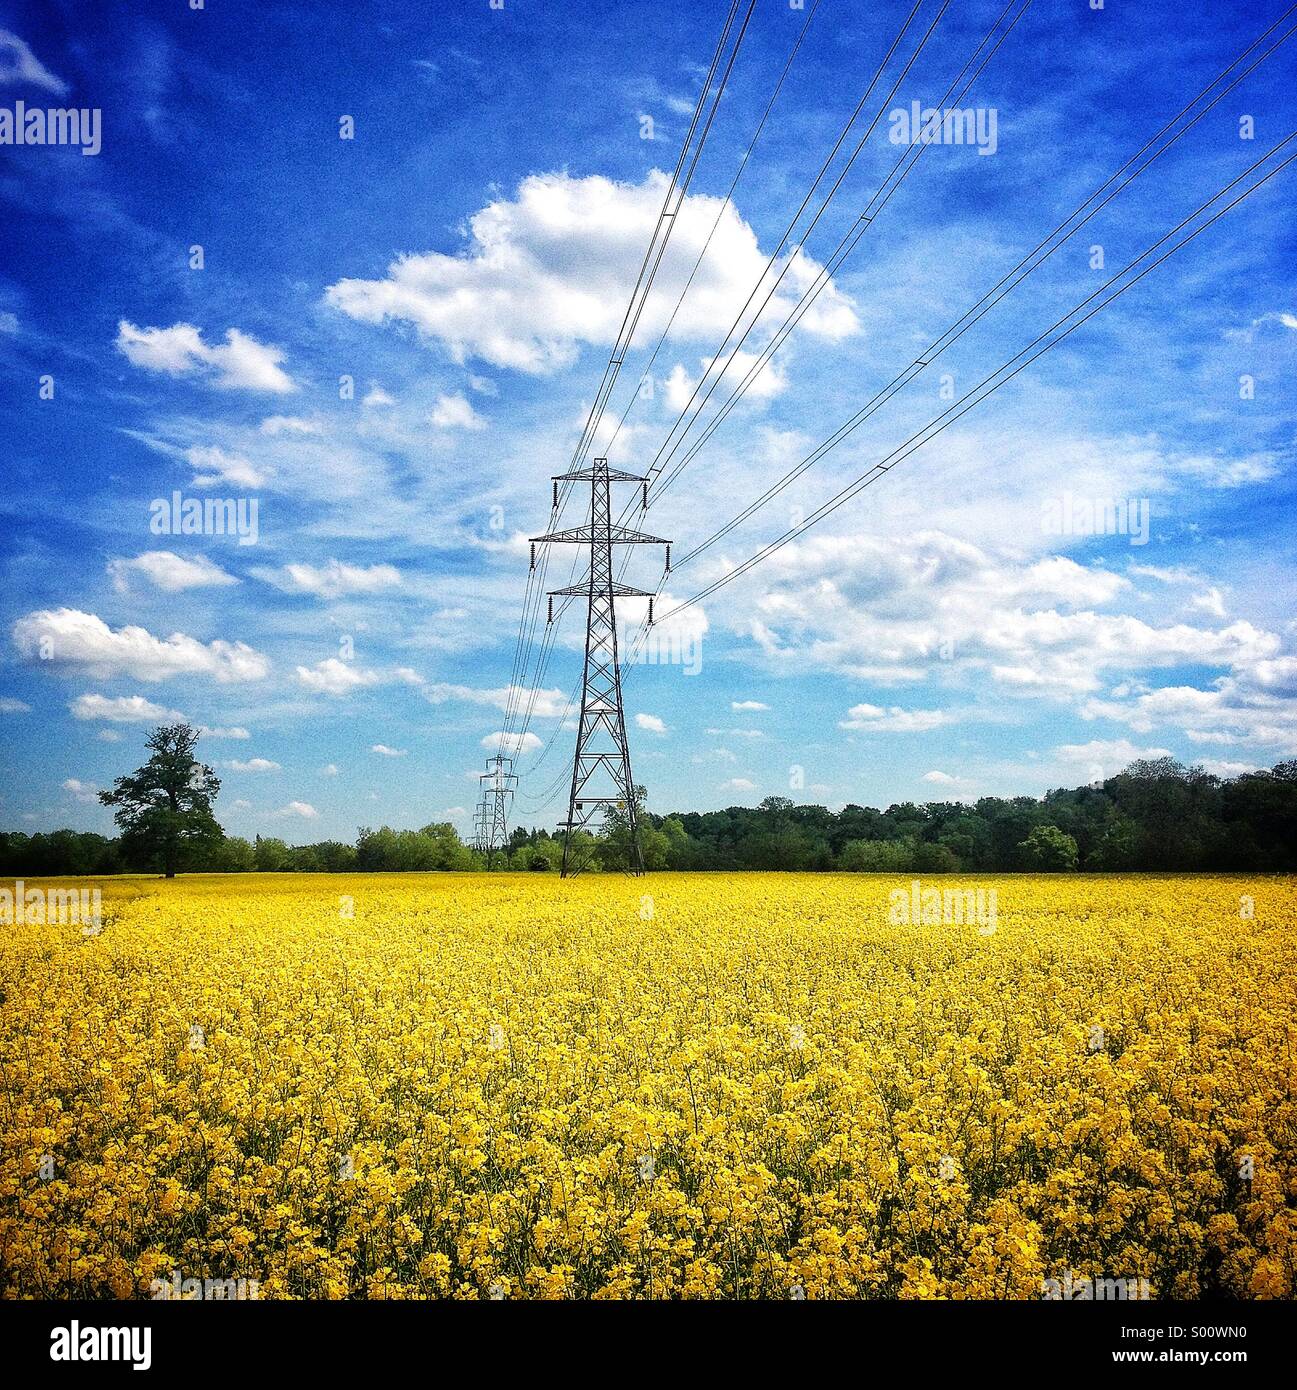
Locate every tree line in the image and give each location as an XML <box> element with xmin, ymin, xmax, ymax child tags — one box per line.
<box><xmin>1</xmin><ymin>722</ymin><xmax>1293</xmax><ymax>876</ymax></box>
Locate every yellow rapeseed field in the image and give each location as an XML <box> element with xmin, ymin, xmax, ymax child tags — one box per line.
<box><xmin>1</xmin><ymin>871</ymin><xmax>1293</xmax><ymax>1300</ymax></box>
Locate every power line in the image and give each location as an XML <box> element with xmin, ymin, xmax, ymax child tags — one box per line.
<box><xmin>600</xmin><ymin>0</ymin><xmax>828</xmax><ymax>464</ymax></box>
<box><xmin>613</xmin><ymin>8</ymin><xmax>1297</xmax><ymax>675</ymax></box>
<box><xmin>650</xmin><ymin>134</ymin><xmax>1297</xmax><ymax>626</ymax></box>
<box><xmin>648</xmin><ymin>0</ymin><xmax>1034</xmax><ymax>509</ymax></box>
<box><xmin>497</xmin><ymin>0</ymin><xmax>753</xmax><ymax>752</ymax></box>
<box><xmin>672</xmin><ymin>3</ymin><xmax>1297</xmax><ymax>569</ymax></box>
<box><xmin>639</xmin><ymin>0</ymin><xmax>951</xmax><ymax>490</ymax></box>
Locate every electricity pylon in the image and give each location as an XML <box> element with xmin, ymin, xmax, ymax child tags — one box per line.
<box><xmin>471</xmin><ymin>798</ymin><xmax>489</xmax><ymax>856</ymax></box>
<box><xmin>531</xmin><ymin>457</ymin><xmax>669</xmax><ymax>877</ymax></box>
<box><xmin>479</xmin><ymin>754</ymin><xmax>516</xmax><ymax>868</ymax></box>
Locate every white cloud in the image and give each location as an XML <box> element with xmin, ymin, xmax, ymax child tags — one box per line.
<box><xmin>108</xmin><ymin>550</ymin><xmax>238</xmax><ymax>593</ymax></box>
<box><xmin>295</xmin><ymin>659</ymin><xmax>382</xmax><ymax>696</ymax></box>
<box><xmin>635</xmin><ymin>712</ymin><xmax>667</xmax><ymax>734</ymax></box>
<box><xmin>260</xmin><ymin>415</ymin><xmax>320</xmax><ymax>436</ymax></box>
<box><xmin>481</xmin><ymin>730</ymin><xmax>542</xmax><ymax>755</ymax></box>
<box><xmin>429</xmin><ymin>392</ymin><xmax>485</xmax><ymax>430</ymax></box>
<box><xmin>253</xmin><ymin>559</ymin><xmax>402</xmax><ymax>599</ymax></box>
<box><xmin>363</xmin><ymin>386</ymin><xmax>395</xmax><ymax>407</ymax></box>
<box><xmin>97</xmin><ymin>729</ymin><xmax>122</xmax><ymax>742</ymax></box>
<box><xmin>736</xmin><ymin>530</ymin><xmax>1284</xmax><ymax>701</ymax></box>
<box><xmin>320</xmin><ymin>763</ymin><xmax>339</xmax><ymax>776</ymax></box>
<box><xmin>70</xmin><ymin>693</ymin><xmax>184</xmax><ymax>723</ymax></box>
<box><xmin>731</xmin><ymin>700</ymin><xmax>768</xmax><ymax>712</ymax></box>
<box><xmin>423</xmin><ymin>681</ymin><xmax>568</xmax><ymax>718</ymax></box>
<box><xmin>921</xmin><ymin>770</ymin><xmax>958</xmax><ymax>784</ymax></box>
<box><xmin>14</xmin><ymin>609</ymin><xmax>267</xmax><ymax>682</ymax></box>
<box><xmin>275</xmin><ymin>801</ymin><xmax>319</xmax><ymax>819</ymax></box>
<box><xmin>226</xmin><ymin>757</ymin><xmax>280</xmax><ymax>773</ymax></box>
<box><xmin>0</xmin><ymin>696</ymin><xmax>30</xmax><ymax>713</ymax></box>
<box><xmin>371</xmin><ymin>743</ymin><xmax>407</xmax><ymax>757</ymax></box>
<box><xmin>1188</xmin><ymin>587</ymin><xmax>1227</xmax><ymax>620</ymax></box>
<box><xmin>324</xmin><ymin>170</ymin><xmax>856</xmax><ymax>374</ymax></box>
<box><xmin>116</xmin><ymin>321</ymin><xmax>296</xmax><ymax>393</ymax></box>
<box><xmin>1176</xmin><ymin>452</ymin><xmax>1281</xmax><ymax>489</ymax></box>
<box><xmin>1198</xmin><ymin>759</ymin><xmax>1265</xmax><ymax>778</ymax></box>
<box><xmin>721</xmin><ymin>777</ymin><xmax>756</xmax><ymax>792</ymax></box>
<box><xmin>665</xmin><ymin>348</ymin><xmax>788</xmax><ymax>415</ymax></box>
<box><xmin>199</xmin><ymin>725</ymin><xmax>250</xmax><ymax>740</ymax></box>
<box><xmin>62</xmin><ymin>778</ymin><xmax>98</xmax><ymax>804</ymax></box>
<box><xmin>1082</xmin><ymin>667</ymin><xmax>1297</xmax><ymax>757</ymax></box>
<box><xmin>840</xmin><ymin>703</ymin><xmax>950</xmax><ymax>733</ymax></box>
<box><xmin>185</xmin><ymin>445</ymin><xmax>267</xmax><ymax>489</ymax></box>
<box><xmin>0</xmin><ymin>30</ymin><xmax>68</xmax><ymax>94</ymax></box>
<box><xmin>1053</xmin><ymin>738</ymin><xmax>1172</xmax><ymax>766</ymax></box>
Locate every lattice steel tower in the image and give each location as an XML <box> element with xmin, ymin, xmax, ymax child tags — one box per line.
<box><xmin>532</xmin><ymin>458</ymin><xmax>669</xmax><ymax>877</ymax></box>
<box><xmin>479</xmin><ymin>754</ymin><xmax>516</xmax><ymax>867</ymax></box>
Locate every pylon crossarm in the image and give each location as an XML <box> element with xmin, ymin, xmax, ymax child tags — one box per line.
<box><xmin>532</xmin><ymin>525</ymin><xmax>668</xmax><ymax>546</ymax></box>
<box><xmin>553</xmin><ymin>466</ymin><xmax>644</xmax><ymax>483</ymax></box>
<box><xmin>550</xmin><ymin>580</ymin><xmax>655</xmax><ymax>598</ymax></box>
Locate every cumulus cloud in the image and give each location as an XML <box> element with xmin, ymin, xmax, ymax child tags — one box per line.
<box><xmin>423</xmin><ymin>682</ymin><xmax>568</xmax><ymax>718</ymax></box>
<box><xmin>295</xmin><ymin>659</ymin><xmax>382</xmax><ymax>696</ymax></box>
<box><xmin>274</xmin><ymin>801</ymin><xmax>319</xmax><ymax>819</ymax></box>
<box><xmin>635</xmin><ymin>712</ymin><xmax>667</xmax><ymax>734</ymax></box>
<box><xmin>226</xmin><ymin>757</ymin><xmax>280</xmax><ymax>772</ymax></box>
<box><xmin>1082</xmin><ymin>666</ymin><xmax>1297</xmax><ymax>757</ymax></box>
<box><xmin>62</xmin><ymin>778</ymin><xmax>99</xmax><ymax>804</ymax></box>
<box><xmin>736</xmin><ymin>530</ymin><xmax>1285</xmax><ymax>701</ymax></box>
<box><xmin>840</xmin><ymin>703</ymin><xmax>950</xmax><ymax>733</ymax></box>
<box><xmin>108</xmin><ymin>550</ymin><xmax>238</xmax><ymax>593</ymax></box>
<box><xmin>70</xmin><ymin>693</ymin><xmax>184</xmax><ymax>723</ymax></box>
<box><xmin>252</xmin><ymin>559</ymin><xmax>402</xmax><ymax>599</ymax></box>
<box><xmin>664</xmin><ymin>348</ymin><xmax>787</xmax><ymax>415</ymax></box>
<box><xmin>429</xmin><ymin>393</ymin><xmax>485</xmax><ymax>430</ymax></box>
<box><xmin>921</xmin><ymin>770</ymin><xmax>958</xmax><ymax>784</ymax></box>
<box><xmin>721</xmin><ymin>777</ymin><xmax>756</xmax><ymax>792</ymax></box>
<box><xmin>324</xmin><ymin>170</ymin><xmax>856</xmax><ymax>374</ymax></box>
<box><xmin>14</xmin><ymin>609</ymin><xmax>268</xmax><ymax>682</ymax></box>
<box><xmin>116</xmin><ymin>321</ymin><xmax>296</xmax><ymax>393</ymax></box>
<box><xmin>731</xmin><ymin>700</ymin><xmax>768</xmax><ymax>712</ymax></box>
<box><xmin>371</xmin><ymin>743</ymin><xmax>407</xmax><ymax>757</ymax></box>
<box><xmin>481</xmin><ymin>731</ymin><xmax>542</xmax><ymax>755</ymax></box>
<box><xmin>1053</xmin><ymin>738</ymin><xmax>1173</xmax><ymax>767</ymax></box>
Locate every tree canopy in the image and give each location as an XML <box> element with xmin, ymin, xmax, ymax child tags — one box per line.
<box><xmin>6</xmin><ymin>754</ymin><xmax>1295</xmax><ymax>876</ymax></box>
<box><xmin>97</xmin><ymin>723</ymin><xmax>223</xmax><ymax>878</ymax></box>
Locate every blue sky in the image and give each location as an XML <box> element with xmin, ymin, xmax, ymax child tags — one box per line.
<box><xmin>1</xmin><ymin>0</ymin><xmax>1294</xmax><ymax>844</ymax></box>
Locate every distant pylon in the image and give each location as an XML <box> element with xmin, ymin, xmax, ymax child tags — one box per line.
<box><xmin>531</xmin><ymin>457</ymin><xmax>669</xmax><ymax>877</ymax></box>
<box><xmin>479</xmin><ymin>754</ymin><xmax>516</xmax><ymax>867</ymax></box>
<box><xmin>471</xmin><ymin>798</ymin><xmax>489</xmax><ymax>856</ymax></box>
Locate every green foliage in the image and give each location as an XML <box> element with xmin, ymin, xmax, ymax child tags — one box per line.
<box><xmin>98</xmin><ymin>723</ymin><xmax>223</xmax><ymax>878</ymax></box>
<box><xmin>207</xmin><ymin>836</ymin><xmax>256</xmax><ymax>873</ymax></box>
<box><xmin>838</xmin><ymin>838</ymin><xmax>914</xmax><ymax>872</ymax></box>
<box><xmin>12</xmin><ymin>755</ymin><xmax>1297</xmax><ymax>877</ymax></box>
<box><xmin>1017</xmin><ymin>824</ymin><xmax>1080</xmax><ymax>871</ymax></box>
<box><xmin>355</xmin><ymin>823</ymin><xmax>475</xmax><ymax>872</ymax></box>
